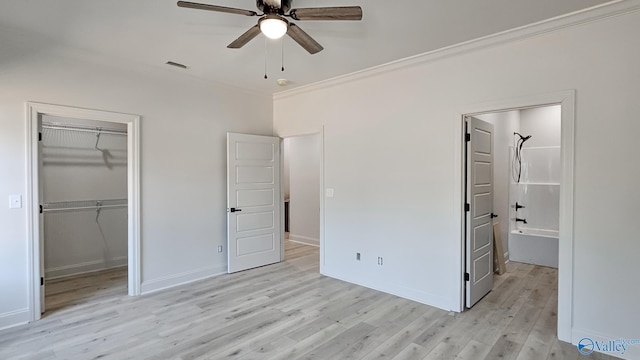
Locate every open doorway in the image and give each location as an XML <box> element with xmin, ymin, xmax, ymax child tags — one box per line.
<box><xmin>282</xmin><ymin>133</ymin><xmax>322</xmax><ymax>268</ymax></box>
<box><xmin>27</xmin><ymin>102</ymin><xmax>140</xmax><ymax>322</ymax></box>
<box><xmin>476</xmin><ymin>106</ymin><xmax>561</xmax><ymax>269</ymax></box>
<box><xmin>461</xmin><ymin>92</ymin><xmax>575</xmax><ymax>341</ymax></box>
<box><xmin>40</xmin><ymin>115</ymin><xmax>128</xmax><ymax>314</ymax></box>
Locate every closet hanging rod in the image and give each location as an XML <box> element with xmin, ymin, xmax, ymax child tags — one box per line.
<box><xmin>43</xmin><ymin>199</ymin><xmax>128</xmax><ymax>212</ymax></box>
<box><xmin>42</xmin><ymin>204</ymin><xmax>127</xmax><ymax>213</ymax></box>
<box><xmin>41</xmin><ymin>123</ymin><xmax>128</xmax><ymax>136</ymax></box>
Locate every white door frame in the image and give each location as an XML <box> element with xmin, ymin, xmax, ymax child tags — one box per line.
<box><xmin>458</xmin><ymin>90</ymin><xmax>575</xmax><ymax>342</ymax></box>
<box><xmin>279</xmin><ymin>127</ymin><xmax>325</xmax><ymax>272</ymax></box>
<box><xmin>26</xmin><ymin>102</ymin><xmax>141</xmax><ymax>321</ymax></box>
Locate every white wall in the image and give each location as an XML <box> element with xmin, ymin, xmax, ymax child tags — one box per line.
<box><xmin>520</xmin><ymin>105</ymin><xmax>561</xmax><ymax>147</ymax></box>
<box><xmin>274</xmin><ymin>6</ymin><xmax>640</xmax><ymax>355</ymax></box>
<box><xmin>41</xmin><ymin>115</ymin><xmax>128</xmax><ymax>279</ymax></box>
<box><xmin>0</xmin><ymin>38</ymin><xmax>272</xmax><ymax>329</ymax></box>
<box><xmin>475</xmin><ymin>110</ymin><xmax>520</xmax><ymax>259</ymax></box>
<box><xmin>285</xmin><ymin>135</ymin><xmax>321</xmax><ymax>246</ymax></box>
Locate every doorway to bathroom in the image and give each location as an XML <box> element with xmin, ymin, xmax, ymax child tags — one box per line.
<box><xmin>464</xmin><ymin>104</ymin><xmax>562</xmax><ymax>308</ymax></box>
<box><xmin>476</xmin><ymin>105</ymin><xmax>561</xmax><ymax>270</ymax></box>
<box><xmin>461</xmin><ymin>90</ymin><xmax>575</xmax><ymax>343</ymax></box>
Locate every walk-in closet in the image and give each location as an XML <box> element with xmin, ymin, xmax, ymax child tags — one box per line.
<box><xmin>40</xmin><ymin>115</ymin><xmax>128</xmax><ymax>312</ymax></box>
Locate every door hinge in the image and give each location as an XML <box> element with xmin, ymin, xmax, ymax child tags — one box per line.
<box><xmin>40</xmin><ymin>277</ymin><xmax>44</xmax><ymax>286</ymax></box>
<box><xmin>39</xmin><ymin>205</ymin><xmax>43</xmax><ymax>214</ymax></box>
<box><xmin>465</xmin><ymin>203</ymin><xmax>470</xmax><ymax>212</ymax></box>
<box><xmin>38</xmin><ymin>132</ymin><xmax>42</xmax><ymax>142</ymax></box>
<box><xmin>465</xmin><ymin>133</ymin><xmax>470</xmax><ymax>142</ymax></box>
<box><xmin>464</xmin><ymin>273</ymin><xmax>470</xmax><ymax>281</ymax></box>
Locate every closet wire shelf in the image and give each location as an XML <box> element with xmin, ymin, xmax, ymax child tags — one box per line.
<box><xmin>42</xmin><ymin>199</ymin><xmax>128</xmax><ymax>213</ymax></box>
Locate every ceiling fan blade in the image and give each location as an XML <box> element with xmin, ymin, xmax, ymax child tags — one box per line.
<box><xmin>289</xmin><ymin>6</ymin><xmax>362</xmax><ymax>21</ymax></box>
<box><xmin>287</xmin><ymin>23</ymin><xmax>323</xmax><ymax>54</ymax></box>
<box><xmin>177</xmin><ymin>1</ymin><xmax>258</xmax><ymax>17</ymax></box>
<box><xmin>227</xmin><ymin>25</ymin><xmax>261</xmax><ymax>49</ymax></box>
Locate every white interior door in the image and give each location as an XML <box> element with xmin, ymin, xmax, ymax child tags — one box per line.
<box><xmin>227</xmin><ymin>133</ymin><xmax>282</xmax><ymax>273</ymax></box>
<box><xmin>465</xmin><ymin>116</ymin><xmax>494</xmax><ymax>307</ymax></box>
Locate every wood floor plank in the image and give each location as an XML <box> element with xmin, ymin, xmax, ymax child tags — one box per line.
<box><xmin>390</xmin><ymin>343</ymin><xmax>431</xmax><ymax>360</ymax></box>
<box><xmin>0</xmin><ymin>243</ymin><xmax>622</xmax><ymax>360</ymax></box>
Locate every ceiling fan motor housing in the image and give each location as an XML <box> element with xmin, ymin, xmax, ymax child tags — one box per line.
<box><xmin>256</xmin><ymin>0</ymin><xmax>292</xmax><ymax>14</ymax></box>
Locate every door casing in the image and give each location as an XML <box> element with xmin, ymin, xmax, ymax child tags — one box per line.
<box><xmin>26</xmin><ymin>102</ymin><xmax>141</xmax><ymax>321</ymax></box>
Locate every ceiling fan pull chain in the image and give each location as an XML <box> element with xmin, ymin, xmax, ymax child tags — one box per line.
<box><xmin>264</xmin><ymin>37</ymin><xmax>268</xmax><ymax>79</ymax></box>
<box><xmin>281</xmin><ymin>37</ymin><xmax>285</xmax><ymax>72</ymax></box>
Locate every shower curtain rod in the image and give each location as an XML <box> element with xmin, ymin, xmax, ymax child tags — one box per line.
<box><xmin>42</xmin><ymin>122</ymin><xmax>128</xmax><ymax>136</ymax></box>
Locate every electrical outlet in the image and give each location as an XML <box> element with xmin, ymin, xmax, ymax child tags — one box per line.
<box><xmin>217</xmin><ymin>245</ymin><xmax>223</xmax><ymax>253</ymax></box>
<box><xmin>356</xmin><ymin>252</ymin><xmax>361</xmax><ymax>261</ymax></box>
<box><xmin>377</xmin><ymin>257</ymin><xmax>384</xmax><ymax>266</ymax></box>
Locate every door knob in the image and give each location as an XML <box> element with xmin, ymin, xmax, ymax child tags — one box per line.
<box><xmin>230</xmin><ymin>208</ymin><xmax>242</xmax><ymax>213</ymax></box>
<box><xmin>491</xmin><ymin>213</ymin><xmax>498</xmax><ymax>218</ymax></box>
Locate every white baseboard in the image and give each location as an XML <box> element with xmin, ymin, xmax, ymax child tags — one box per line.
<box><xmin>288</xmin><ymin>234</ymin><xmax>319</xmax><ymax>246</ymax></box>
<box><xmin>45</xmin><ymin>256</ymin><xmax>128</xmax><ymax>279</ymax></box>
<box><xmin>0</xmin><ymin>308</ymin><xmax>29</xmax><ymax>331</ymax></box>
<box><xmin>140</xmin><ymin>265</ymin><xmax>227</xmax><ymax>295</ymax></box>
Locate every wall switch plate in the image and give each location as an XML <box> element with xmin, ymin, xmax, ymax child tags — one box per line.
<box><xmin>325</xmin><ymin>188</ymin><xmax>334</xmax><ymax>198</ymax></box>
<box><xmin>9</xmin><ymin>194</ymin><xmax>22</xmax><ymax>209</ymax></box>
<box><xmin>356</xmin><ymin>252</ymin><xmax>361</xmax><ymax>261</ymax></box>
<box><xmin>217</xmin><ymin>245</ymin><xmax>223</xmax><ymax>253</ymax></box>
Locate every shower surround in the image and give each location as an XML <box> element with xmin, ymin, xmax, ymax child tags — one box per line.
<box><xmin>509</xmin><ymin>146</ymin><xmax>560</xmax><ymax>267</ymax></box>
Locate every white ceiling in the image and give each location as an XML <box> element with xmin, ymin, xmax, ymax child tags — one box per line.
<box><xmin>0</xmin><ymin>0</ymin><xmax>612</xmax><ymax>95</ymax></box>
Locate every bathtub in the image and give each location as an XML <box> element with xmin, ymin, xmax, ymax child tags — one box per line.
<box><xmin>508</xmin><ymin>228</ymin><xmax>558</xmax><ymax>268</ymax></box>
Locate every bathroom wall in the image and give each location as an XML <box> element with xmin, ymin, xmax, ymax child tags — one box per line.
<box><xmin>513</xmin><ymin>105</ymin><xmax>562</xmax><ymax>232</ymax></box>
<box><xmin>520</xmin><ymin>106</ymin><xmax>561</xmax><ymax>147</ymax></box>
<box><xmin>509</xmin><ymin>106</ymin><xmax>561</xmax><ymax>267</ymax></box>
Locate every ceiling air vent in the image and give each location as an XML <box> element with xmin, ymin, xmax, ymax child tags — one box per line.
<box><xmin>166</xmin><ymin>61</ymin><xmax>189</xmax><ymax>69</ymax></box>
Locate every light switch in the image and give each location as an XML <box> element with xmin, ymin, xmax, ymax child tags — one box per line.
<box><xmin>9</xmin><ymin>194</ymin><xmax>22</xmax><ymax>209</ymax></box>
<box><xmin>325</xmin><ymin>188</ymin><xmax>334</xmax><ymax>198</ymax></box>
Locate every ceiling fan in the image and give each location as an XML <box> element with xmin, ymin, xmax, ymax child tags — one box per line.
<box><xmin>177</xmin><ymin>0</ymin><xmax>363</xmax><ymax>54</ymax></box>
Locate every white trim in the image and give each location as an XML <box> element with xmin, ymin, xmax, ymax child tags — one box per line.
<box><xmin>278</xmin><ymin>128</ymin><xmax>325</xmax><ymax>273</ymax></box>
<box><xmin>26</xmin><ymin>102</ymin><xmax>141</xmax><ymax>323</ymax></box>
<box><xmin>140</xmin><ymin>265</ymin><xmax>226</xmax><ymax>295</ymax></box>
<box><xmin>458</xmin><ymin>90</ymin><xmax>575</xmax><ymax>342</ymax></box>
<box><xmin>0</xmin><ymin>309</ymin><xmax>30</xmax><ymax>331</ymax></box>
<box><xmin>274</xmin><ymin>0</ymin><xmax>640</xmax><ymax>100</ymax></box>
<box><xmin>288</xmin><ymin>235</ymin><xmax>320</xmax><ymax>247</ymax></box>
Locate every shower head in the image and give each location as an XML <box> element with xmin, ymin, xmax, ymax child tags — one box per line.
<box><xmin>514</xmin><ymin>132</ymin><xmax>532</xmax><ymax>142</ymax></box>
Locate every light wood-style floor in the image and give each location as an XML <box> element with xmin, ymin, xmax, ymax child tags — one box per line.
<box><xmin>0</xmin><ymin>241</ymin><xmax>619</xmax><ymax>360</ymax></box>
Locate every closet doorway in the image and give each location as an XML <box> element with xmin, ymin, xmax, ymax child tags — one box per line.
<box><xmin>27</xmin><ymin>103</ymin><xmax>140</xmax><ymax>322</ymax></box>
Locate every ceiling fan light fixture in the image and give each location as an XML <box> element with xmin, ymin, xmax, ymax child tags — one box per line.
<box><xmin>259</xmin><ymin>16</ymin><xmax>288</xmax><ymax>39</ymax></box>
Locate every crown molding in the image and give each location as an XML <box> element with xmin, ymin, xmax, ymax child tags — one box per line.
<box><xmin>274</xmin><ymin>0</ymin><xmax>640</xmax><ymax>100</ymax></box>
